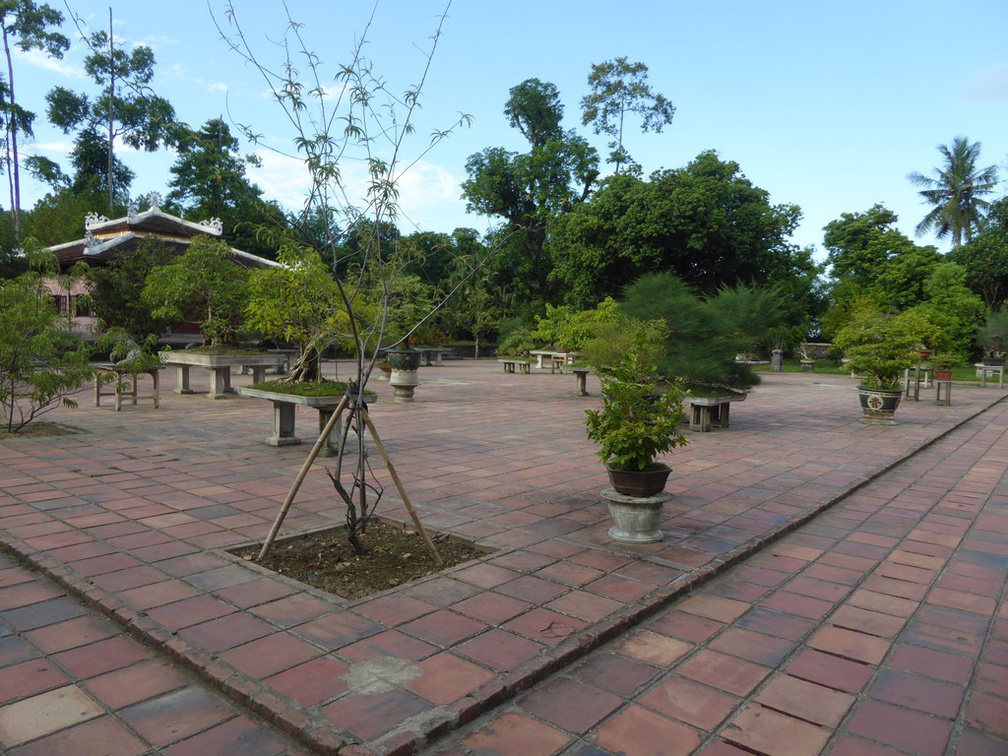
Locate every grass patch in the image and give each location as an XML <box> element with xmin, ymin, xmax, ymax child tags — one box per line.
<box><xmin>250</xmin><ymin>380</ymin><xmax>377</xmax><ymax>398</ymax></box>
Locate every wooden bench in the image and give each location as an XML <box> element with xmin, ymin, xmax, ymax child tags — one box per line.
<box><xmin>95</xmin><ymin>365</ymin><xmax>161</xmax><ymax>411</ymax></box>
<box><xmin>685</xmin><ymin>393</ymin><xmax>745</xmax><ymax>432</ymax></box>
<box><xmin>498</xmin><ymin>358</ymin><xmax>531</xmax><ymax>374</ymax></box>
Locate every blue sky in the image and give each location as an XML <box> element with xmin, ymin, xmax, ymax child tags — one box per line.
<box><xmin>15</xmin><ymin>1</ymin><xmax>1008</xmax><ymax>261</ymax></box>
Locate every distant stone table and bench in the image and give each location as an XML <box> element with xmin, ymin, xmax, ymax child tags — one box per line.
<box><xmin>498</xmin><ymin>358</ymin><xmax>531</xmax><ymax>374</ymax></box>
<box><xmin>685</xmin><ymin>393</ymin><xmax>745</xmax><ymax>432</ymax></box>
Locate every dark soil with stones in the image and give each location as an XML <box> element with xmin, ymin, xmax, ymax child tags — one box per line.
<box><xmin>231</xmin><ymin>519</ymin><xmax>489</xmax><ymax>600</ymax></box>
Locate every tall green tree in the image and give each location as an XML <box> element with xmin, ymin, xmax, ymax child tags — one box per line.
<box><xmin>0</xmin><ymin>0</ymin><xmax>68</xmax><ymax>242</ymax></box>
<box><xmin>165</xmin><ymin>117</ymin><xmax>284</xmax><ymax>258</ymax></box>
<box><xmin>462</xmin><ymin>78</ymin><xmax>599</xmax><ymax>307</ymax></box>
<box><xmin>580</xmin><ymin>57</ymin><xmax>674</xmax><ymax>174</ymax></box>
<box><xmin>908</xmin><ymin>136</ymin><xmax>999</xmax><ymax>248</ymax></box>
<box><xmin>46</xmin><ymin>8</ymin><xmax>177</xmax><ymax>215</ymax></box>
<box><xmin>551</xmin><ymin>151</ymin><xmax>802</xmax><ymax>307</ymax></box>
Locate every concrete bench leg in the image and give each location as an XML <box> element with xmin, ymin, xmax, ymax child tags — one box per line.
<box><xmin>251</xmin><ymin>366</ymin><xmax>268</xmax><ymax>384</ymax></box>
<box><xmin>208</xmin><ymin>367</ymin><xmax>232</xmax><ymax>399</ymax></box>
<box><xmin>575</xmin><ymin>372</ymin><xmax>588</xmax><ymax>396</ymax></box>
<box><xmin>266</xmin><ymin>401</ymin><xmax>301</xmax><ymax>446</ymax></box>
<box><xmin>520</xmin><ymin>362</ymin><xmax>530</xmax><ymax>374</ymax></box>
<box><xmin>690</xmin><ymin>404</ymin><xmax>713</xmax><ymax>432</ymax></box>
<box><xmin>174</xmin><ymin>365</ymin><xmax>193</xmax><ymax>394</ymax></box>
<box><xmin>317</xmin><ymin>409</ymin><xmax>339</xmax><ymax>457</ymax></box>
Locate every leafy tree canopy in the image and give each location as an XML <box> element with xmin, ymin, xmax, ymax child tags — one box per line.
<box><xmin>551</xmin><ymin>151</ymin><xmax>802</xmax><ymax>306</ymax></box>
<box><xmin>141</xmin><ymin>236</ymin><xmax>249</xmax><ymax>346</ymax></box>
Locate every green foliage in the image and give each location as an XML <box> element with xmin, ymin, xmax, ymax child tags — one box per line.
<box><xmin>620</xmin><ymin>273</ymin><xmax>764</xmax><ymax>392</ymax></box>
<box><xmin>949</xmin><ymin>197</ymin><xmax>1008</xmax><ymax>308</ymax></box>
<box><xmin>495</xmin><ymin>327</ymin><xmax>535</xmax><ymax>358</ymax></box>
<box><xmin>95</xmin><ymin>327</ymin><xmax>163</xmax><ymax>372</ymax></box>
<box><xmin>907</xmin><ymin>263</ymin><xmax>984</xmax><ymax>363</ymax></box>
<box><xmin>0</xmin><ymin>249</ymin><xmax>95</xmax><ymax>432</ymax></box>
<box><xmin>88</xmin><ymin>238</ymin><xmax>173</xmax><ymax>339</ymax></box>
<box><xmin>530</xmin><ymin>297</ymin><xmax>621</xmax><ymax>351</ymax></box>
<box><xmin>0</xmin><ymin>0</ymin><xmax>70</xmax><ymax>242</ymax></box>
<box><xmin>141</xmin><ymin>236</ymin><xmax>249</xmax><ymax>346</ymax></box>
<box><xmin>245</xmin><ymin>240</ymin><xmax>354</xmax><ymax>357</ymax></box>
<box><xmin>581</xmin><ymin>316</ymin><xmax>668</xmax><ymax>372</ymax></box>
<box><xmin>584</xmin><ymin>351</ymin><xmax>688</xmax><ymax>471</ymax></box>
<box><xmin>580</xmin><ymin>57</ymin><xmax>674</xmax><ymax>173</ymax></box>
<box><xmin>977</xmin><ymin>305</ymin><xmax>1008</xmax><ymax>358</ymax></box>
<box><xmin>833</xmin><ymin>301</ymin><xmax>931</xmax><ymax>389</ymax></box>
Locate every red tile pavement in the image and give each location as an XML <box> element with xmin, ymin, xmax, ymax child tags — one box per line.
<box><xmin>0</xmin><ymin>360</ymin><xmax>1005</xmax><ymax>754</ymax></box>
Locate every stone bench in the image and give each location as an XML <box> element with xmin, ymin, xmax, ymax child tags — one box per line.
<box><xmin>498</xmin><ymin>358</ymin><xmax>531</xmax><ymax>374</ymax></box>
<box><xmin>237</xmin><ymin>387</ymin><xmax>348</xmax><ymax>456</ymax></box>
<box><xmin>685</xmin><ymin>393</ymin><xmax>745</xmax><ymax>432</ymax></box>
<box><xmin>572</xmin><ymin>367</ymin><xmax>591</xmax><ymax>396</ymax></box>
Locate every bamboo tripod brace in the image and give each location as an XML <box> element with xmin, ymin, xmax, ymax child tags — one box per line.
<box><xmin>257</xmin><ymin>394</ymin><xmax>443</xmax><ymax>565</ymax></box>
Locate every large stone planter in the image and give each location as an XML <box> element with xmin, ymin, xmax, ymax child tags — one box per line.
<box><xmin>162</xmin><ymin>350</ymin><xmax>282</xmax><ymax>399</ymax></box>
<box><xmin>857</xmin><ymin>386</ymin><xmax>903</xmax><ymax>425</ymax></box>
<box><xmin>386</xmin><ymin>349</ymin><xmax>422</xmax><ymax>402</ymax></box>
<box><xmin>601</xmin><ymin>488</ymin><xmax>670</xmax><ymax>543</ymax></box>
<box><xmin>237</xmin><ymin>386</ymin><xmax>347</xmax><ymax>454</ymax></box>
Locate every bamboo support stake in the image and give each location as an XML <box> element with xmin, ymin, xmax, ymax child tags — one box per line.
<box><xmin>257</xmin><ymin>395</ymin><xmax>350</xmax><ymax>561</ymax></box>
<box><xmin>361</xmin><ymin>408</ymin><xmax>443</xmax><ymax>566</ymax></box>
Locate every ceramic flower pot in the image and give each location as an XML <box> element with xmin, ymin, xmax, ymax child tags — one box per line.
<box><xmin>606</xmin><ymin>464</ymin><xmax>671</xmax><ymax>497</ymax></box>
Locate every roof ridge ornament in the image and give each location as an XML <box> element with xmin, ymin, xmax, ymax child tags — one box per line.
<box><xmin>199</xmin><ymin>217</ymin><xmax>223</xmax><ymax>234</ymax></box>
<box><xmin>84</xmin><ymin>212</ymin><xmax>109</xmax><ymax>230</ymax></box>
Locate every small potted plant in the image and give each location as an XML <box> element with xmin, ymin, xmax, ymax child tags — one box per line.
<box><xmin>585</xmin><ymin>351</ymin><xmax>688</xmax><ymax>541</ymax></box>
<box><xmin>833</xmin><ymin>306</ymin><xmax>929</xmax><ymax>424</ymax></box>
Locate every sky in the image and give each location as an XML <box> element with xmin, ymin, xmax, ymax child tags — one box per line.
<box><xmin>13</xmin><ymin>0</ymin><xmax>1008</xmax><ymax>262</ymax></box>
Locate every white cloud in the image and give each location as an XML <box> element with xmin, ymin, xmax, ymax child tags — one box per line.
<box><xmin>247</xmin><ymin>148</ymin><xmax>470</xmax><ymax>232</ymax></box>
<box><xmin>965</xmin><ymin>62</ymin><xmax>1008</xmax><ymax>102</ymax></box>
<box><xmin>14</xmin><ymin>47</ymin><xmax>83</xmax><ymax>79</ymax></box>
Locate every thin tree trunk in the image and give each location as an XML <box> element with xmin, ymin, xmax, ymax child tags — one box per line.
<box><xmin>106</xmin><ymin>8</ymin><xmax>115</xmax><ymax>216</ymax></box>
<box><xmin>2</xmin><ymin>21</ymin><xmax>18</xmax><ymax>242</ymax></box>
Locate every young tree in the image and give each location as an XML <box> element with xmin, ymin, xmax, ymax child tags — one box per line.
<box><xmin>141</xmin><ymin>236</ymin><xmax>250</xmax><ymax>347</ymax></box>
<box><xmin>215</xmin><ymin>2</ymin><xmax>471</xmax><ymax>557</ymax></box>
<box><xmin>908</xmin><ymin>136</ymin><xmax>999</xmax><ymax>248</ymax></box>
<box><xmin>45</xmin><ymin>8</ymin><xmax>177</xmax><ymax>215</ymax></box>
<box><xmin>0</xmin><ymin>0</ymin><xmax>69</xmax><ymax>242</ymax></box>
<box><xmin>0</xmin><ymin>246</ymin><xmax>95</xmax><ymax>433</ymax></box>
<box><xmin>244</xmin><ymin>239</ymin><xmax>358</xmax><ymax>382</ymax></box>
<box><xmin>580</xmin><ymin>57</ymin><xmax>674</xmax><ymax>174</ymax></box>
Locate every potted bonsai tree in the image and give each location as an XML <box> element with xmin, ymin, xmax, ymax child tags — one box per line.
<box><xmin>585</xmin><ymin>350</ymin><xmax>688</xmax><ymax>542</ymax></box>
<box><xmin>833</xmin><ymin>303</ymin><xmax>930</xmax><ymax>424</ymax></box>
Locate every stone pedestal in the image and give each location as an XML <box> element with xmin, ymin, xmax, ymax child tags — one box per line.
<box><xmin>601</xmin><ymin>488</ymin><xmax>671</xmax><ymax>543</ymax></box>
<box><xmin>389</xmin><ymin>370</ymin><xmax>419</xmax><ymax>402</ymax></box>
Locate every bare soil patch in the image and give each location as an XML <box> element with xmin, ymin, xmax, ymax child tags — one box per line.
<box><xmin>0</xmin><ymin>422</ymin><xmax>83</xmax><ymax>439</ymax></box>
<box><xmin>231</xmin><ymin>520</ymin><xmax>489</xmax><ymax>600</ymax></box>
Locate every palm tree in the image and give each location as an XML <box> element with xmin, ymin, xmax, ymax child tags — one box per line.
<box><xmin>909</xmin><ymin>137</ymin><xmax>999</xmax><ymax>248</ymax></box>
